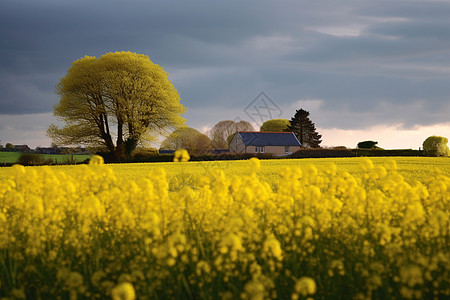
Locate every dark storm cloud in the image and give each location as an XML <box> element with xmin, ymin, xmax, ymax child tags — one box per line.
<box><xmin>1</xmin><ymin>0</ymin><xmax>450</xmax><ymax>132</ymax></box>
<box><xmin>0</xmin><ymin>0</ymin><xmax>305</xmax><ymax>114</ymax></box>
<box><xmin>357</xmin><ymin>0</ymin><xmax>450</xmax><ymax>20</ymax></box>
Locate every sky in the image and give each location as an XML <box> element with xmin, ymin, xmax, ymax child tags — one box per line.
<box><xmin>1</xmin><ymin>0</ymin><xmax>450</xmax><ymax>149</ymax></box>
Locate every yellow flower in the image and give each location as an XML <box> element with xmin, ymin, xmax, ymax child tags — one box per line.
<box><xmin>89</xmin><ymin>155</ymin><xmax>104</xmax><ymax>165</ymax></box>
<box><xmin>399</xmin><ymin>264</ymin><xmax>423</xmax><ymax>288</ymax></box>
<box><xmin>294</xmin><ymin>277</ymin><xmax>316</xmax><ymax>296</ymax></box>
<box><xmin>65</xmin><ymin>272</ymin><xmax>84</xmax><ymax>290</ymax></box>
<box><xmin>263</xmin><ymin>235</ymin><xmax>283</xmax><ymax>260</ymax></box>
<box><xmin>248</xmin><ymin>157</ymin><xmax>261</xmax><ymax>171</ymax></box>
<box><xmin>173</xmin><ymin>149</ymin><xmax>190</xmax><ymax>162</ymax></box>
<box><xmin>329</xmin><ymin>260</ymin><xmax>345</xmax><ymax>276</ymax></box>
<box><xmin>196</xmin><ymin>260</ymin><xmax>211</xmax><ymax>276</ymax></box>
<box><xmin>111</xmin><ymin>282</ymin><xmax>136</xmax><ymax>300</ymax></box>
<box><xmin>242</xmin><ymin>279</ymin><xmax>265</xmax><ymax>300</ymax></box>
<box><xmin>359</xmin><ymin>158</ymin><xmax>374</xmax><ymax>170</ymax></box>
<box><xmin>384</xmin><ymin>159</ymin><xmax>398</xmax><ymax>171</ymax></box>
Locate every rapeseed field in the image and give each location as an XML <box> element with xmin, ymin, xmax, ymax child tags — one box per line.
<box><xmin>0</xmin><ymin>156</ymin><xmax>449</xmax><ymax>299</ymax></box>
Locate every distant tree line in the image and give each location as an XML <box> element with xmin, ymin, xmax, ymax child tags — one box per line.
<box><xmin>0</xmin><ymin>144</ymin><xmax>89</xmax><ymax>154</ymax></box>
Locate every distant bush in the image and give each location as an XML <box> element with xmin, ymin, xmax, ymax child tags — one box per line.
<box><xmin>357</xmin><ymin>141</ymin><xmax>378</xmax><ymax>149</ymax></box>
<box><xmin>5</xmin><ymin>143</ymin><xmax>14</xmax><ymax>151</ymax></box>
<box><xmin>330</xmin><ymin>146</ymin><xmax>349</xmax><ymax>150</ymax></box>
<box><xmin>96</xmin><ymin>147</ymin><xmax>429</xmax><ymax>162</ymax></box>
<box><xmin>423</xmin><ymin>136</ymin><xmax>449</xmax><ymax>156</ymax></box>
<box><xmin>290</xmin><ymin>148</ymin><xmax>356</xmax><ymax>158</ymax></box>
<box><xmin>352</xmin><ymin>149</ymin><xmax>424</xmax><ymax>157</ymax></box>
<box><xmin>17</xmin><ymin>153</ymin><xmax>53</xmax><ymax>166</ymax></box>
<box><xmin>125</xmin><ymin>152</ymin><xmax>276</xmax><ymax>163</ymax></box>
<box><xmin>130</xmin><ymin>153</ymin><xmax>174</xmax><ymax>163</ymax></box>
<box><xmin>191</xmin><ymin>153</ymin><xmax>275</xmax><ymax>161</ymax></box>
<box><xmin>132</xmin><ymin>148</ymin><xmax>159</xmax><ymax>160</ymax></box>
<box><xmin>62</xmin><ymin>155</ymin><xmax>77</xmax><ymax>165</ymax></box>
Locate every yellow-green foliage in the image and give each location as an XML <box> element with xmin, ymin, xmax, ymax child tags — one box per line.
<box><xmin>48</xmin><ymin>51</ymin><xmax>186</xmax><ymax>159</ymax></box>
<box><xmin>260</xmin><ymin>119</ymin><xmax>290</xmax><ymax>132</ymax></box>
<box><xmin>423</xmin><ymin>136</ymin><xmax>450</xmax><ymax>156</ymax></box>
<box><xmin>0</xmin><ymin>157</ymin><xmax>449</xmax><ymax>299</ymax></box>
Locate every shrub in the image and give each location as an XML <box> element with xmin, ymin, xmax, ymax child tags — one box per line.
<box><xmin>423</xmin><ymin>136</ymin><xmax>450</xmax><ymax>156</ymax></box>
<box><xmin>357</xmin><ymin>140</ymin><xmax>378</xmax><ymax>149</ymax></box>
<box><xmin>17</xmin><ymin>153</ymin><xmax>52</xmax><ymax>166</ymax></box>
<box><xmin>352</xmin><ymin>149</ymin><xmax>424</xmax><ymax>157</ymax></box>
<box><xmin>190</xmin><ymin>153</ymin><xmax>275</xmax><ymax>161</ymax></box>
<box><xmin>62</xmin><ymin>155</ymin><xmax>77</xmax><ymax>165</ymax></box>
<box><xmin>290</xmin><ymin>148</ymin><xmax>356</xmax><ymax>158</ymax></box>
<box><xmin>132</xmin><ymin>148</ymin><xmax>158</xmax><ymax>160</ymax></box>
<box><xmin>330</xmin><ymin>146</ymin><xmax>348</xmax><ymax>150</ymax></box>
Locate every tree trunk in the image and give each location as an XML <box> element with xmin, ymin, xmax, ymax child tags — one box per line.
<box><xmin>112</xmin><ymin>144</ymin><xmax>126</xmax><ymax>162</ymax></box>
<box><xmin>125</xmin><ymin>138</ymin><xmax>138</xmax><ymax>159</ymax></box>
<box><xmin>99</xmin><ymin>113</ymin><xmax>115</xmax><ymax>154</ymax></box>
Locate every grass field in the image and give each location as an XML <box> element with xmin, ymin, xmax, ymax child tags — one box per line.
<box><xmin>0</xmin><ymin>151</ymin><xmax>92</xmax><ymax>165</ymax></box>
<box><xmin>0</xmin><ymin>156</ymin><xmax>449</xmax><ymax>299</ymax></box>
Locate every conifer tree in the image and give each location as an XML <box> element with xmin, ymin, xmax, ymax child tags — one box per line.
<box><xmin>287</xmin><ymin>109</ymin><xmax>322</xmax><ymax>148</ymax></box>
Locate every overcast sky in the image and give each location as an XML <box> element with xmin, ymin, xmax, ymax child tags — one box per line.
<box><xmin>1</xmin><ymin>0</ymin><xmax>450</xmax><ymax>149</ymax></box>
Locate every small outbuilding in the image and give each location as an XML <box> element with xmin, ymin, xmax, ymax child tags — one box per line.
<box><xmin>13</xmin><ymin>145</ymin><xmax>32</xmax><ymax>152</ymax></box>
<box><xmin>229</xmin><ymin>131</ymin><xmax>302</xmax><ymax>155</ymax></box>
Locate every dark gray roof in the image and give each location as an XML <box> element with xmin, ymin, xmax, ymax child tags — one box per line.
<box><xmin>238</xmin><ymin>132</ymin><xmax>301</xmax><ymax>146</ymax></box>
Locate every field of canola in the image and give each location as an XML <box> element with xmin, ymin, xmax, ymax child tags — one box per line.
<box><xmin>0</xmin><ymin>156</ymin><xmax>449</xmax><ymax>299</ymax></box>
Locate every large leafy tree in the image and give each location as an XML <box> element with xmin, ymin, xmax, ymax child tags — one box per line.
<box><xmin>209</xmin><ymin>120</ymin><xmax>254</xmax><ymax>149</ymax></box>
<box><xmin>160</xmin><ymin>127</ymin><xmax>211</xmax><ymax>154</ymax></box>
<box><xmin>287</xmin><ymin>109</ymin><xmax>322</xmax><ymax>148</ymax></box>
<box><xmin>48</xmin><ymin>52</ymin><xmax>186</xmax><ymax>160</ymax></box>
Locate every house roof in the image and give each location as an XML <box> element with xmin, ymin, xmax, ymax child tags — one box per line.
<box><xmin>14</xmin><ymin>145</ymin><xmax>31</xmax><ymax>149</ymax></box>
<box><xmin>237</xmin><ymin>131</ymin><xmax>301</xmax><ymax>146</ymax></box>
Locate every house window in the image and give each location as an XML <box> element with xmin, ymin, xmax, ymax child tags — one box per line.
<box><xmin>285</xmin><ymin>146</ymin><xmax>290</xmax><ymax>153</ymax></box>
<box><xmin>254</xmin><ymin>146</ymin><xmax>265</xmax><ymax>153</ymax></box>
<box><xmin>255</xmin><ymin>146</ymin><xmax>264</xmax><ymax>153</ymax></box>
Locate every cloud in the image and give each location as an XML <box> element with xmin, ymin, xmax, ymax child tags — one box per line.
<box><xmin>289</xmin><ymin>99</ymin><xmax>324</xmax><ymax>114</ymax></box>
<box><xmin>0</xmin><ymin>113</ymin><xmax>56</xmax><ymax>148</ymax></box>
<box><xmin>0</xmin><ymin>74</ymin><xmax>58</xmax><ymax>114</ymax></box>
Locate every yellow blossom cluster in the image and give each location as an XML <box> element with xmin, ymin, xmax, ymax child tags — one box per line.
<box><xmin>173</xmin><ymin>149</ymin><xmax>190</xmax><ymax>162</ymax></box>
<box><xmin>0</xmin><ymin>156</ymin><xmax>449</xmax><ymax>299</ymax></box>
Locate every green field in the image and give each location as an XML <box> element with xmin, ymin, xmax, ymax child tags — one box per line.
<box><xmin>0</xmin><ymin>152</ymin><xmax>91</xmax><ymax>165</ymax></box>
